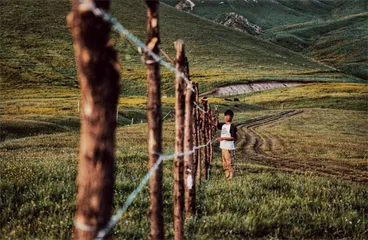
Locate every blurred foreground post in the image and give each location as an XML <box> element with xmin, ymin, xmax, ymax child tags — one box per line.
<box><xmin>68</xmin><ymin>0</ymin><xmax>120</xmax><ymax>238</ymax></box>
<box><xmin>145</xmin><ymin>0</ymin><xmax>164</xmax><ymax>239</ymax></box>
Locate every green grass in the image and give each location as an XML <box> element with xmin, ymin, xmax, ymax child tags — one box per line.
<box><xmin>258</xmin><ymin>109</ymin><xmax>368</xmax><ymax>166</ymax></box>
<box><xmin>1</xmin><ymin>83</ymin><xmax>367</xmax><ymax>239</ymax></box>
<box><xmin>196</xmin><ymin>171</ymin><xmax>367</xmax><ymax>239</ymax></box>
<box><xmin>1</xmin><ymin>132</ymin><xmax>78</xmax><ymax>239</ymax></box>
<box><xmin>0</xmin><ymin>118</ymin><xmax>77</xmax><ymax>141</ymax></box>
<box><xmin>1</xmin><ymin>118</ymin><xmax>367</xmax><ymax>239</ymax></box>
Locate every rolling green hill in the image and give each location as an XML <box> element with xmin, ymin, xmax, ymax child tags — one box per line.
<box><xmin>0</xmin><ymin>0</ymin><xmax>359</xmax><ymax>100</ymax></box>
<box><xmin>163</xmin><ymin>0</ymin><xmax>368</xmax><ymax>80</ymax></box>
<box><xmin>265</xmin><ymin>12</ymin><xmax>368</xmax><ymax>80</ymax></box>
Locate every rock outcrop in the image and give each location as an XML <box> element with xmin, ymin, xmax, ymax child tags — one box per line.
<box><xmin>175</xmin><ymin>0</ymin><xmax>195</xmax><ymax>11</ymax></box>
<box><xmin>217</xmin><ymin>12</ymin><xmax>263</xmax><ymax>35</ymax></box>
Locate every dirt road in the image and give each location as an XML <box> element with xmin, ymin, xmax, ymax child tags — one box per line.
<box><xmin>237</xmin><ymin>110</ymin><xmax>368</xmax><ymax>182</ymax></box>
<box><xmin>208</xmin><ymin>81</ymin><xmax>303</xmax><ymax>97</ymax></box>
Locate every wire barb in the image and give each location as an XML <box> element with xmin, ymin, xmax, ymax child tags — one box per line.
<box><xmin>74</xmin><ymin>221</ymin><xmax>95</xmax><ymax>232</ymax></box>
<box><xmin>194</xmin><ymin>102</ymin><xmax>207</xmax><ymax>114</ymax></box>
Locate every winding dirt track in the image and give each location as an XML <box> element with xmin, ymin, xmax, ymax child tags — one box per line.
<box><xmin>237</xmin><ymin>110</ymin><xmax>368</xmax><ymax>183</ymax></box>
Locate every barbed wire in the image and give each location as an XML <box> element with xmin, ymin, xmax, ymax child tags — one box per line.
<box><xmin>161</xmin><ymin>110</ymin><xmax>172</xmax><ymax>121</ymax></box>
<box><xmin>193</xmin><ymin>101</ymin><xmax>207</xmax><ymax>114</ymax></box>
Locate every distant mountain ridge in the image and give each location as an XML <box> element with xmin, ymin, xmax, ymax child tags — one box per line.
<box><xmin>165</xmin><ymin>0</ymin><xmax>368</xmax><ymax>80</ymax></box>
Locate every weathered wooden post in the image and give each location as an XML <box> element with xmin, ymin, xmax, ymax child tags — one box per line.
<box><xmin>207</xmin><ymin>106</ymin><xmax>213</xmax><ymax>164</ymax></box>
<box><xmin>174</xmin><ymin>40</ymin><xmax>185</xmax><ymax>240</ymax></box>
<box><xmin>183</xmin><ymin>62</ymin><xmax>195</xmax><ymax>217</ymax></box>
<box><xmin>191</xmin><ymin>83</ymin><xmax>198</xmax><ymax>180</ymax></box>
<box><xmin>194</xmin><ymin>84</ymin><xmax>202</xmax><ymax>185</ymax></box>
<box><xmin>201</xmin><ymin>97</ymin><xmax>209</xmax><ymax>180</ymax></box>
<box><xmin>145</xmin><ymin>0</ymin><xmax>164</xmax><ymax>239</ymax></box>
<box><xmin>212</xmin><ymin>107</ymin><xmax>219</xmax><ymax>164</ymax></box>
<box><xmin>68</xmin><ymin>0</ymin><xmax>120</xmax><ymax>238</ymax></box>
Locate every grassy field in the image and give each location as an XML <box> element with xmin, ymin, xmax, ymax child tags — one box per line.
<box><xmin>1</xmin><ymin>0</ymin><xmax>367</xmax><ymax>238</ymax></box>
<box><xmin>1</xmin><ymin>83</ymin><xmax>367</xmax><ymax>239</ymax></box>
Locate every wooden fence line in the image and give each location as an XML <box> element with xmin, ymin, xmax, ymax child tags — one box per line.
<box><xmin>70</xmin><ymin>2</ymin><xmax>221</xmax><ymax>239</ymax></box>
<box><xmin>173</xmin><ymin>40</ymin><xmax>218</xmax><ymax>239</ymax></box>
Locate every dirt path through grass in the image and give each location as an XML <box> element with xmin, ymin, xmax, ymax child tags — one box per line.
<box><xmin>209</xmin><ymin>81</ymin><xmax>304</xmax><ymax>97</ymax></box>
<box><xmin>237</xmin><ymin>110</ymin><xmax>368</xmax><ymax>182</ymax></box>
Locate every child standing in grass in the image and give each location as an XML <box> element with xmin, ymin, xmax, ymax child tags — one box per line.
<box><xmin>216</xmin><ymin>109</ymin><xmax>238</xmax><ymax>179</ymax></box>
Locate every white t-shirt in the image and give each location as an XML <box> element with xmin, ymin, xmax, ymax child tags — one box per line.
<box><xmin>218</xmin><ymin>123</ymin><xmax>237</xmax><ymax>150</ymax></box>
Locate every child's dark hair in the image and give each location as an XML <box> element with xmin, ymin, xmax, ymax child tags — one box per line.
<box><xmin>224</xmin><ymin>109</ymin><xmax>234</xmax><ymax>118</ymax></box>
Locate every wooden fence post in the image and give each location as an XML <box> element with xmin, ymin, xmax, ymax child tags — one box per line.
<box><xmin>68</xmin><ymin>0</ymin><xmax>120</xmax><ymax>238</ymax></box>
<box><xmin>201</xmin><ymin>97</ymin><xmax>209</xmax><ymax>180</ymax></box>
<box><xmin>212</xmin><ymin>107</ymin><xmax>219</xmax><ymax>163</ymax></box>
<box><xmin>195</xmin><ymin>84</ymin><xmax>202</xmax><ymax>185</ymax></box>
<box><xmin>207</xmin><ymin>106</ymin><xmax>213</xmax><ymax>164</ymax></box>
<box><xmin>183</xmin><ymin>70</ymin><xmax>195</xmax><ymax>216</ymax></box>
<box><xmin>174</xmin><ymin>39</ymin><xmax>185</xmax><ymax>240</ymax></box>
<box><xmin>145</xmin><ymin>1</ymin><xmax>164</xmax><ymax>239</ymax></box>
<box><xmin>191</xmin><ymin>83</ymin><xmax>198</xmax><ymax>181</ymax></box>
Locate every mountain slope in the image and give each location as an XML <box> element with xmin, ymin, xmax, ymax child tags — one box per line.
<box><xmin>0</xmin><ymin>0</ymin><xmax>358</xmax><ymax>99</ymax></box>
<box><xmin>164</xmin><ymin>0</ymin><xmax>367</xmax><ymax>80</ymax></box>
<box><xmin>266</xmin><ymin>12</ymin><xmax>368</xmax><ymax>79</ymax></box>
<box><xmin>165</xmin><ymin>0</ymin><xmax>367</xmax><ymax>30</ymax></box>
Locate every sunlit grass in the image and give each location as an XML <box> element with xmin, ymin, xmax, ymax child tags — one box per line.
<box><xmin>240</xmin><ymin>83</ymin><xmax>368</xmax><ymax>111</ymax></box>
